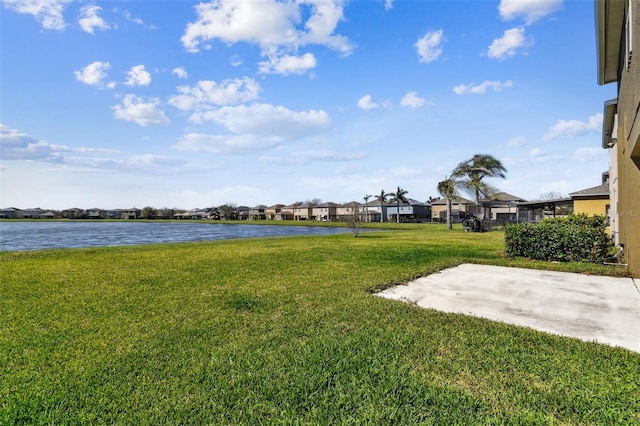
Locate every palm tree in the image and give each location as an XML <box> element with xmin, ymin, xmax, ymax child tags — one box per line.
<box><xmin>437</xmin><ymin>177</ymin><xmax>458</xmax><ymax>230</ymax></box>
<box><xmin>390</xmin><ymin>186</ymin><xmax>409</xmax><ymax>223</ymax></box>
<box><xmin>453</xmin><ymin>154</ymin><xmax>507</xmax><ymax>219</ymax></box>
<box><xmin>454</xmin><ymin>154</ymin><xmax>507</xmax><ymax>203</ymax></box>
<box><xmin>363</xmin><ymin>194</ymin><xmax>372</xmax><ymax>222</ymax></box>
<box><xmin>376</xmin><ymin>190</ymin><xmax>388</xmax><ymax>222</ymax></box>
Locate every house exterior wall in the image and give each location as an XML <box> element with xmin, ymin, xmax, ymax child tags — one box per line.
<box><xmin>573</xmin><ymin>198</ymin><xmax>609</xmax><ymax>217</ymax></box>
<box><xmin>0</xmin><ymin>208</ymin><xmax>24</xmax><ymax>219</ymax></box>
<box><xmin>431</xmin><ymin>205</ymin><xmax>447</xmax><ymax>221</ymax></box>
<box><xmin>615</xmin><ymin>0</ymin><xmax>640</xmax><ymax>276</ymax></box>
<box><xmin>293</xmin><ymin>207</ymin><xmax>312</xmax><ymax>220</ymax></box>
<box><xmin>609</xmin><ymin>139</ymin><xmax>620</xmax><ymax>244</ymax></box>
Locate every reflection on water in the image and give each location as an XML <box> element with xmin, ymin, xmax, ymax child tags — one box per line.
<box><xmin>0</xmin><ymin>221</ymin><xmax>353</xmax><ymax>251</ymax></box>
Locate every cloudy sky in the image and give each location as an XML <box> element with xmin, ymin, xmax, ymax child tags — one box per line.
<box><xmin>1</xmin><ymin>0</ymin><xmax>615</xmax><ymax>210</ymax></box>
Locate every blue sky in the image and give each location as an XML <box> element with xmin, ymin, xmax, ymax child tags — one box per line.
<box><xmin>0</xmin><ymin>0</ymin><xmax>616</xmax><ymax>210</ymax></box>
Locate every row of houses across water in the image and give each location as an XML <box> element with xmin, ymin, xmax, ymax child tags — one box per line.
<box><xmin>0</xmin><ymin>183</ymin><xmax>611</xmax><ymax>226</ymax></box>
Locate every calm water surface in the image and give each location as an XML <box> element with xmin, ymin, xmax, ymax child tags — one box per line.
<box><xmin>0</xmin><ymin>221</ymin><xmax>354</xmax><ymax>251</ymax></box>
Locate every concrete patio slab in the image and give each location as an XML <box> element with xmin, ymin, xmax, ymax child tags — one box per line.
<box><xmin>376</xmin><ymin>263</ymin><xmax>640</xmax><ymax>353</ymax></box>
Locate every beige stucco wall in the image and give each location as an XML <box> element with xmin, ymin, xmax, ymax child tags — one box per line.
<box><xmin>431</xmin><ymin>205</ymin><xmax>447</xmax><ymax>220</ymax></box>
<box><xmin>616</xmin><ymin>0</ymin><xmax>640</xmax><ymax>276</ymax></box>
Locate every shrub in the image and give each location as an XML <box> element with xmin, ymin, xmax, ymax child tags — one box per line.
<box><xmin>505</xmin><ymin>214</ymin><xmax>612</xmax><ymax>263</ymax></box>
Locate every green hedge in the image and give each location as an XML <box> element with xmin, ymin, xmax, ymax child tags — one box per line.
<box><xmin>505</xmin><ymin>214</ymin><xmax>612</xmax><ymax>263</ymax></box>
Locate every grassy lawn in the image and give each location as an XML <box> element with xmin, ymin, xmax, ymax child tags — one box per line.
<box><xmin>1</xmin><ymin>224</ymin><xmax>637</xmax><ymax>424</ymax></box>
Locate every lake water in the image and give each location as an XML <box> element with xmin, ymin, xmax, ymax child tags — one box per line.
<box><xmin>0</xmin><ymin>221</ymin><xmax>355</xmax><ymax>252</ymax></box>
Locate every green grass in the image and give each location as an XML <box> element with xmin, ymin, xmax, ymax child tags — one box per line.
<box><xmin>1</xmin><ymin>224</ymin><xmax>637</xmax><ymax>424</ymax></box>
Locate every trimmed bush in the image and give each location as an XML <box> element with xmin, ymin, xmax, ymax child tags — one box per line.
<box><xmin>505</xmin><ymin>214</ymin><xmax>612</xmax><ymax>263</ymax></box>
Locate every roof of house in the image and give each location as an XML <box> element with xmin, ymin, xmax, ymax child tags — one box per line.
<box><xmin>430</xmin><ymin>196</ymin><xmax>475</xmax><ymax>206</ymax></box>
<box><xmin>482</xmin><ymin>192</ymin><xmax>527</xmax><ymax>202</ymax></box>
<box><xmin>569</xmin><ymin>183</ymin><xmax>609</xmax><ymax>198</ymax></box>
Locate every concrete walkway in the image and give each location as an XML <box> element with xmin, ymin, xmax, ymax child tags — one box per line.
<box><xmin>376</xmin><ymin>264</ymin><xmax>640</xmax><ymax>353</ymax></box>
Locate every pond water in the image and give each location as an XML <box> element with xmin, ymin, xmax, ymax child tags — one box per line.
<box><xmin>0</xmin><ymin>221</ymin><xmax>355</xmax><ymax>252</ymax></box>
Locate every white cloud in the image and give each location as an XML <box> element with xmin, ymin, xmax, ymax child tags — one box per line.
<box><xmin>174</xmin><ymin>133</ymin><xmax>281</xmax><ymax>155</ymax></box>
<box><xmin>258</xmin><ymin>53</ymin><xmax>317</xmax><ymax>75</ymax></box>
<box><xmin>384</xmin><ymin>0</ymin><xmax>393</xmax><ymax>10</ymax></box>
<box><xmin>172</xmin><ymin>67</ymin><xmax>188</xmax><ymax>79</ymax></box>
<box><xmin>78</xmin><ymin>4</ymin><xmax>110</xmax><ymax>34</ymax></box>
<box><xmin>529</xmin><ymin>147</ymin><xmax>545</xmax><ymax>157</ymax></box>
<box><xmin>2</xmin><ymin>0</ymin><xmax>72</xmax><ymax>30</ymax></box>
<box><xmin>194</xmin><ymin>103</ymin><xmax>331</xmax><ymax>140</ymax></box>
<box><xmin>180</xmin><ymin>0</ymin><xmax>353</xmax><ymax>75</ymax></box>
<box><xmin>453</xmin><ymin>80</ymin><xmax>513</xmax><ymax>95</ymax></box>
<box><xmin>74</xmin><ymin>61</ymin><xmax>114</xmax><ymax>87</ymax></box>
<box><xmin>487</xmin><ymin>27</ymin><xmax>531</xmax><ymax>60</ymax></box>
<box><xmin>505</xmin><ymin>136</ymin><xmax>526</xmax><ymax>148</ymax></box>
<box><xmin>0</xmin><ymin>124</ymin><xmax>57</xmax><ymax>161</ymax></box>
<box><xmin>543</xmin><ymin>113</ymin><xmax>603</xmax><ymax>141</ymax></box>
<box><xmin>112</xmin><ymin>95</ymin><xmax>170</xmax><ymax>127</ymax></box>
<box><xmin>400</xmin><ymin>92</ymin><xmax>426</xmax><ymax>108</ymax></box>
<box><xmin>123</xmin><ymin>10</ymin><xmax>156</xmax><ymax>29</ymax></box>
<box><xmin>499</xmin><ymin>0</ymin><xmax>563</xmax><ymax>25</ymax></box>
<box><xmin>357</xmin><ymin>94</ymin><xmax>380</xmax><ymax>111</ymax></box>
<box><xmin>124</xmin><ymin>65</ymin><xmax>151</xmax><ymax>87</ymax></box>
<box><xmin>168</xmin><ymin>78</ymin><xmax>261</xmax><ymax>111</ymax></box>
<box><xmin>175</xmin><ymin>103</ymin><xmax>331</xmax><ymax>155</ymax></box>
<box><xmin>415</xmin><ymin>29</ymin><xmax>444</xmax><ymax>63</ymax></box>
<box><xmin>261</xmin><ymin>149</ymin><xmax>366</xmax><ymax>165</ymax></box>
<box><xmin>230</xmin><ymin>55</ymin><xmax>243</xmax><ymax>67</ymax></box>
<box><xmin>573</xmin><ymin>147</ymin><xmax>603</xmax><ymax>162</ymax></box>
<box><xmin>0</xmin><ymin>124</ymin><xmax>120</xmax><ymax>162</ymax></box>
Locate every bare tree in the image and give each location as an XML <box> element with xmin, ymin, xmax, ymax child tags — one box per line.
<box><xmin>218</xmin><ymin>203</ymin><xmax>238</xmax><ymax>220</ymax></box>
<box><xmin>344</xmin><ymin>202</ymin><xmax>362</xmax><ymax>237</ymax></box>
<box><xmin>140</xmin><ymin>206</ymin><xmax>157</xmax><ymax>220</ymax></box>
<box><xmin>539</xmin><ymin>191</ymin><xmax>566</xmax><ymax>200</ymax></box>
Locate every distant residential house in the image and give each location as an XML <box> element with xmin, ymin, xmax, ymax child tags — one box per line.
<box><xmin>265</xmin><ymin>204</ymin><xmax>284</xmax><ymax>220</ymax></box>
<box><xmin>38</xmin><ymin>211</ymin><xmax>56</xmax><ymax>219</ymax></box>
<box><xmin>273</xmin><ymin>204</ymin><xmax>294</xmax><ymax>220</ymax></box>
<box><xmin>386</xmin><ymin>198</ymin><xmax>430</xmax><ymax>222</ymax></box>
<box><xmin>107</xmin><ymin>210</ymin><xmax>122</xmax><ymax>219</ymax></box>
<box><xmin>23</xmin><ymin>208</ymin><xmax>46</xmax><ymax>219</ymax></box>
<box><xmin>206</xmin><ymin>208</ymin><xmax>220</xmax><ymax>220</ymax></box>
<box><xmin>0</xmin><ymin>207</ymin><xmax>24</xmax><ymax>219</ymax></box>
<box><xmin>62</xmin><ymin>208</ymin><xmax>85</xmax><ymax>219</ymax></box>
<box><xmin>570</xmin><ymin>182</ymin><xmax>610</xmax><ymax>224</ymax></box>
<box><xmin>293</xmin><ymin>203</ymin><xmax>314</xmax><ymax>221</ymax></box>
<box><xmin>596</xmin><ymin>0</ymin><xmax>640</xmax><ymax>276</ymax></box>
<box><xmin>363</xmin><ymin>200</ymin><xmax>387</xmax><ymax>222</ymax></box>
<box><xmin>120</xmin><ymin>208</ymin><xmax>141</xmax><ymax>219</ymax></box>
<box><xmin>312</xmin><ymin>202</ymin><xmax>338</xmax><ymax>221</ymax></box>
<box><xmin>174</xmin><ymin>208</ymin><xmax>207</xmax><ymax>220</ymax></box>
<box><xmin>237</xmin><ymin>206</ymin><xmax>250</xmax><ymax>220</ymax></box>
<box><xmin>337</xmin><ymin>202</ymin><xmax>363</xmax><ymax>221</ymax></box>
<box><xmin>249</xmin><ymin>205</ymin><xmax>267</xmax><ymax>220</ymax></box>
<box><xmin>86</xmin><ymin>208</ymin><xmax>108</xmax><ymax>219</ymax></box>
<box><xmin>431</xmin><ymin>197</ymin><xmax>475</xmax><ymax>223</ymax></box>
